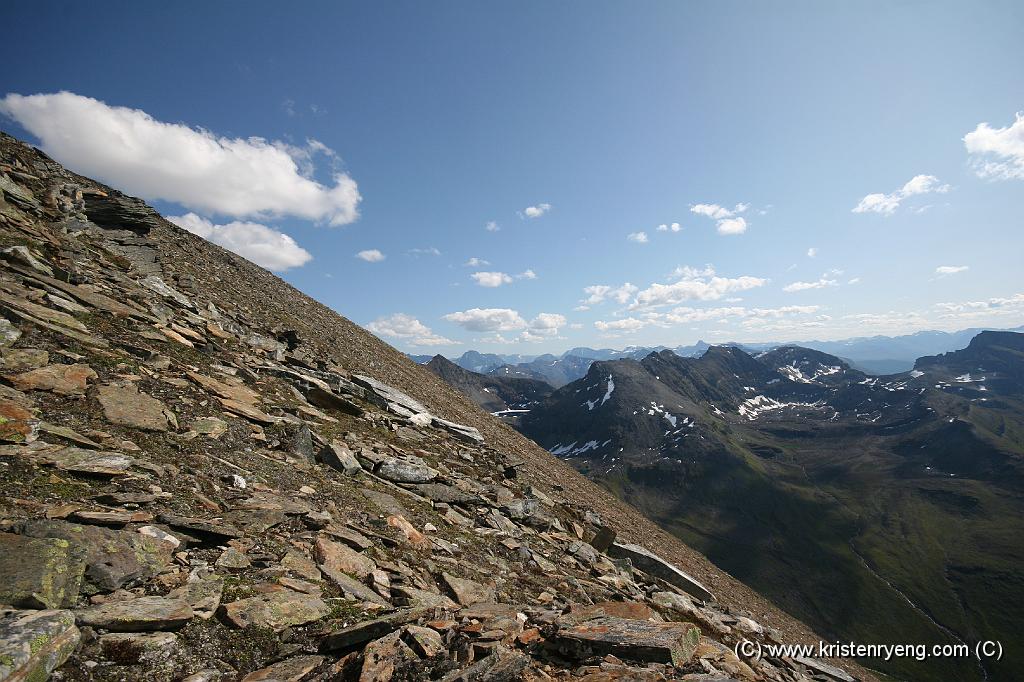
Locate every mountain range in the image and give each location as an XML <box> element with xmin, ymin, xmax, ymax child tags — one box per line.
<box><xmin>432</xmin><ymin>331</ymin><xmax>1024</xmax><ymax>681</ymax></box>
<box><xmin>410</xmin><ymin>326</ymin><xmax>1024</xmax><ymax>387</ymax></box>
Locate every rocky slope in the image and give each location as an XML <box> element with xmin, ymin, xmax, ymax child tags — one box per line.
<box><xmin>515</xmin><ymin>341</ymin><xmax>1024</xmax><ymax>681</ymax></box>
<box><xmin>0</xmin><ymin>131</ymin><xmax>874</xmax><ymax>682</ymax></box>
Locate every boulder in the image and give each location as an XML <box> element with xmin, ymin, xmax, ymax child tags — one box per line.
<box><xmin>20</xmin><ymin>520</ymin><xmax>174</xmax><ymax>593</ymax></box>
<box><xmin>241</xmin><ymin>655</ymin><xmax>326</xmax><ymax>682</ymax></box>
<box><xmin>377</xmin><ymin>457</ymin><xmax>438</xmax><ymax>484</ymax></box>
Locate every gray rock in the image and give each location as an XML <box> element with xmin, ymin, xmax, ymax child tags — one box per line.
<box><xmin>20</xmin><ymin>520</ymin><xmax>174</xmax><ymax>593</ymax></box>
<box><xmin>0</xmin><ymin>610</ymin><xmax>80</xmax><ymax>682</ymax></box>
<box><xmin>76</xmin><ymin>595</ymin><xmax>194</xmax><ymax>631</ymax></box>
<box><xmin>320</xmin><ymin>441</ymin><xmax>362</xmax><ymax>475</ymax></box>
<box><xmin>608</xmin><ymin>542</ymin><xmax>715</xmax><ymax>602</ymax></box>
<box><xmin>377</xmin><ymin>457</ymin><xmax>438</xmax><ymax>484</ymax></box>
<box><xmin>0</xmin><ymin>533</ymin><xmax>86</xmax><ymax>608</ymax></box>
<box><xmin>219</xmin><ymin>592</ymin><xmax>327</xmax><ymax>630</ymax></box>
<box><xmin>555</xmin><ymin>616</ymin><xmax>700</xmax><ymax>666</ymax></box>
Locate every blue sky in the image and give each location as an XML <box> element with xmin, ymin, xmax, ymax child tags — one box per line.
<box><xmin>2</xmin><ymin>1</ymin><xmax>1022</xmax><ymax>353</ymax></box>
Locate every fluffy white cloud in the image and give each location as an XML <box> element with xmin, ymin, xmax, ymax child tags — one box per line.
<box><xmin>852</xmin><ymin>174</ymin><xmax>950</xmax><ymax>215</ymax></box>
<box><xmin>630</xmin><ymin>266</ymin><xmax>767</xmax><ymax>309</ymax></box>
<box><xmin>596</xmin><ymin>304</ymin><xmax>822</xmax><ymax>332</ymax></box>
<box><xmin>167</xmin><ymin>213</ymin><xmax>311</xmax><ymax>271</ymax></box>
<box><xmin>517</xmin><ymin>269</ymin><xmax>537</xmax><ymax>280</ymax></box>
<box><xmin>530</xmin><ymin>312</ymin><xmax>566</xmax><ymax>330</ymax></box>
<box><xmin>807</xmin><ymin>247</ymin><xmax>818</xmax><ymax>258</ymax></box>
<box><xmin>964</xmin><ymin>112</ymin><xmax>1024</xmax><ymax>180</ymax></box>
<box><xmin>582</xmin><ymin>283</ymin><xmax>639</xmax><ymax>306</ymax></box>
<box><xmin>935</xmin><ymin>265</ymin><xmax>969</xmax><ymax>275</ymax></box>
<box><xmin>471</xmin><ymin>271</ymin><xmax>514</xmax><ymax>287</ymax></box>
<box><xmin>595</xmin><ymin>317</ymin><xmax>647</xmax><ymax>332</ymax></box>
<box><xmin>0</xmin><ymin>91</ymin><xmax>361</xmax><ymax>225</ymax></box>
<box><xmin>485</xmin><ymin>221</ymin><xmax>500</xmax><ymax>232</ymax></box>
<box><xmin>365</xmin><ymin>313</ymin><xmax>453</xmax><ymax>346</ymax></box>
<box><xmin>716</xmin><ymin>217</ymin><xmax>747</xmax><ymax>235</ymax></box>
<box><xmin>464</xmin><ymin>257</ymin><xmax>490</xmax><ymax>267</ymax></box>
<box><xmin>521</xmin><ymin>203</ymin><xmax>551</xmax><ymax>218</ymax></box>
<box><xmin>783</xmin><ymin>278</ymin><xmax>839</xmax><ymax>292</ymax></box>
<box><xmin>356</xmin><ymin>249</ymin><xmax>385</xmax><ymax>262</ymax></box>
<box><xmin>408</xmin><ymin>247</ymin><xmax>441</xmax><ymax>256</ymax></box>
<box><xmin>655</xmin><ymin>222</ymin><xmax>681</xmax><ymax>232</ymax></box>
<box><xmin>443</xmin><ymin>308</ymin><xmax>527</xmax><ymax>331</ymax></box>
<box><xmin>627</xmin><ymin>231</ymin><xmax>649</xmax><ymax>243</ymax></box>
<box><xmin>443</xmin><ymin>308</ymin><xmax>565</xmax><ymax>339</ymax></box>
<box><xmin>690</xmin><ymin>202</ymin><xmax>750</xmax><ymax>235</ymax></box>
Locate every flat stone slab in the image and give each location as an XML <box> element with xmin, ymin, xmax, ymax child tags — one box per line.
<box><xmin>556</xmin><ymin>616</ymin><xmax>700</xmax><ymax>666</ymax></box>
<box><xmin>352</xmin><ymin>374</ymin><xmax>429</xmax><ymax>417</ymax></box>
<box><xmin>50</xmin><ymin>447</ymin><xmax>135</xmax><ymax>476</ymax></box>
<box><xmin>7</xmin><ymin>363</ymin><xmax>96</xmax><ymax>396</ymax></box>
<box><xmin>442</xmin><ymin>572</ymin><xmax>495</xmax><ymax>606</ymax></box>
<box><xmin>0</xmin><ymin>610</ymin><xmax>80</xmax><ymax>682</ymax></box>
<box><xmin>319</xmin><ymin>608</ymin><xmax>428</xmax><ymax>652</ymax></box>
<box><xmin>219</xmin><ymin>592</ymin><xmax>328</xmax><ymax>630</ymax></box>
<box><xmin>608</xmin><ymin>542</ymin><xmax>715</xmax><ymax>602</ymax></box>
<box><xmin>0</xmin><ymin>533</ymin><xmax>85</xmax><ymax>609</ymax></box>
<box><xmin>96</xmin><ymin>383</ymin><xmax>170</xmax><ymax>431</ymax></box>
<box><xmin>241</xmin><ymin>655</ymin><xmax>326</xmax><ymax>682</ymax></box>
<box><xmin>314</xmin><ymin>535</ymin><xmax>375</xmax><ymax>579</ymax></box>
<box><xmin>76</xmin><ymin>595</ymin><xmax>194</xmax><ymax>631</ymax></box>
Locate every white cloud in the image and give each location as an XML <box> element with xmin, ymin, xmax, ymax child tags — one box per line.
<box><xmin>167</xmin><ymin>213</ymin><xmax>311</xmax><ymax>271</ymax></box>
<box><xmin>356</xmin><ymin>249</ymin><xmax>385</xmax><ymax>262</ymax></box>
<box><xmin>464</xmin><ymin>257</ymin><xmax>490</xmax><ymax>267</ymax></box>
<box><xmin>582</xmin><ymin>283</ymin><xmax>638</xmax><ymax>305</ymax></box>
<box><xmin>442</xmin><ymin>308</ymin><xmax>566</xmax><ymax>340</ymax></box>
<box><xmin>690</xmin><ymin>203</ymin><xmax>750</xmax><ymax>235</ymax></box>
<box><xmin>485</xmin><ymin>221</ymin><xmax>500</xmax><ymax>232</ymax></box>
<box><xmin>852</xmin><ymin>174</ymin><xmax>950</xmax><ymax>215</ymax></box>
<box><xmin>670</xmin><ymin>222</ymin><xmax>681</xmax><ymax>232</ymax></box>
<box><xmin>783</xmin><ymin>278</ymin><xmax>839</xmax><ymax>292</ymax></box>
<box><xmin>595</xmin><ymin>317</ymin><xmax>647</xmax><ymax>332</ymax></box>
<box><xmin>517</xmin><ymin>269</ymin><xmax>537</xmax><ymax>280</ymax></box>
<box><xmin>365</xmin><ymin>313</ymin><xmax>453</xmax><ymax>347</ymax></box>
<box><xmin>408</xmin><ymin>247</ymin><xmax>441</xmax><ymax>256</ymax></box>
<box><xmin>521</xmin><ymin>203</ymin><xmax>551</xmax><ymax>218</ymax></box>
<box><xmin>935</xmin><ymin>265</ymin><xmax>969</xmax><ymax>276</ymax></box>
<box><xmin>444</xmin><ymin>308</ymin><xmax>527</xmax><ymax>332</ymax></box>
<box><xmin>964</xmin><ymin>112</ymin><xmax>1024</xmax><ymax>180</ymax></box>
<box><xmin>807</xmin><ymin>247</ymin><xmax>817</xmax><ymax>258</ymax></box>
<box><xmin>848</xmin><ymin>277</ymin><xmax>861</xmax><ymax>285</ymax></box>
<box><xmin>627</xmin><ymin>231</ymin><xmax>649</xmax><ymax>243</ymax></box>
<box><xmin>471</xmin><ymin>271</ymin><xmax>514</xmax><ymax>287</ymax></box>
<box><xmin>598</xmin><ymin>304</ymin><xmax>822</xmax><ymax>332</ymax></box>
<box><xmin>716</xmin><ymin>217</ymin><xmax>747</xmax><ymax>235</ymax></box>
<box><xmin>0</xmin><ymin>91</ymin><xmax>361</xmax><ymax>225</ymax></box>
<box><xmin>630</xmin><ymin>266</ymin><xmax>767</xmax><ymax>309</ymax></box>
<box><xmin>657</xmin><ymin>224</ymin><xmax>668</xmax><ymax>232</ymax></box>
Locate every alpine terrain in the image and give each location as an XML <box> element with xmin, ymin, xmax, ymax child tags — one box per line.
<box><xmin>0</xmin><ymin>133</ymin><xmax>883</xmax><ymax>681</ymax></box>
<box><xmin>503</xmin><ymin>336</ymin><xmax>1024</xmax><ymax>681</ymax></box>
